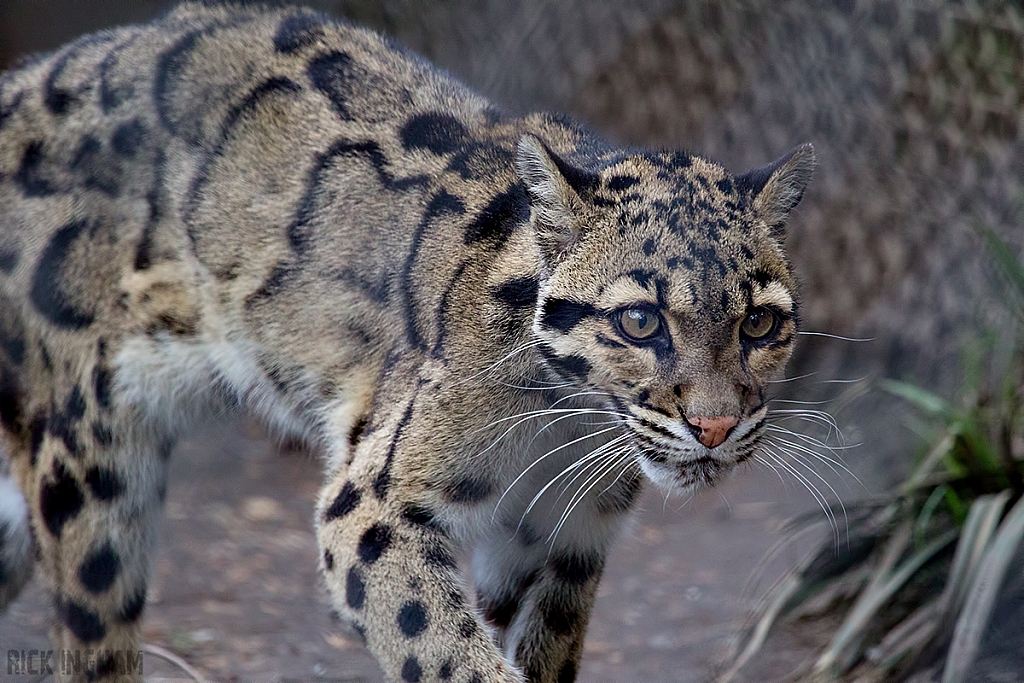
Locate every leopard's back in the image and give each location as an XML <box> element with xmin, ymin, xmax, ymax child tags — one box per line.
<box><xmin>0</xmin><ymin>1</ymin><xmax>528</xmax><ymax>436</ymax></box>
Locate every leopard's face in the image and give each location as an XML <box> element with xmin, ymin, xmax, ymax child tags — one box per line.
<box><xmin>517</xmin><ymin>136</ymin><xmax>813</xmax><ymax>493</ymax></box>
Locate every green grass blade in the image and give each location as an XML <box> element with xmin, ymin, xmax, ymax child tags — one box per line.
<box><xmin>815</xmin><ymin>525</ymin><xmax>958</xmax><ymax>675</ymax></box>
<box><xmin>942</xmin><ymin>494</ymin><xmax>1024</xmax><ymax>683</ymax></box>
<box><xmin>979</xmin><ymin>225</ymin><xmax>1024</xmax><ymax>317</ymax></box>
<box><xmin>882</xmin><ymin>379</ymin><xmax>950</xmax><ymax>418</ymax></box>
<box><xmin>902</xmin><ymin>429</ymin><xmax>957</xmax><ymax>494</ymax></box>
<box><xmin>940</xmin><ymin>493</ymin><xmax>1010</xmax><ymax>618</ymax></box>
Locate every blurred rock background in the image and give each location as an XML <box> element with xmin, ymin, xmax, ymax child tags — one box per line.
<box><xmin>2</xmin><ymin>2</ymin><xmax>1023</xmax><ymax>681</ymax></box>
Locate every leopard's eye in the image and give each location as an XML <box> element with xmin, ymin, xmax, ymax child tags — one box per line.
<box><xmin>741</xmin><ymin>307</ymin><xmax>777</xmax><ymax>340</ymax></box>
<box><xmin>618</xmin><ymin>308</ymin><xmax>661</xmax><ymax>341</ymax></box>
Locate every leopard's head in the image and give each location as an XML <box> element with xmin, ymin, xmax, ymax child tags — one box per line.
<box><xmin>517</xmin><ymin>133</ymin><xmax>814</xmax><ymax>492</ymax></box>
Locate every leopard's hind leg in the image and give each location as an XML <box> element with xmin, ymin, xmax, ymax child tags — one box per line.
<box><xmin>3</xmin><ymin>331</ymin><xmax>168</xmax><ymax>683</ymax></box>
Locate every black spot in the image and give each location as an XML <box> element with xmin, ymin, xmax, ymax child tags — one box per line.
<box><xmin>0</xmin><ymin>85</ymin><xmax>22</xmax><ymax>131</ymax></box>
<box><xmin>422</xmin><ymin>539</ymin><xmax>457</xmax><ymax>570</ymax></box>
<box><xmin>0</xmin><ymin>248</ymin><xmax>18</xmax><ymax>274</ymax></box>
<box><xmin>401</xmin><ymin>503</ymin><xmax>447</xmax><ymax>535</ymax></box>
<box><xmin>308</xmin><ymin>51</ymin><xmax>356</xmax><ymax>120</ymax></box>
<box><xmin>66</xmin><ymin>386</ymin><xmax>86</xmax><ymax>420</ymax></box>
<box><xmin>99</xmin><ymin>33</ymin><xmax>140</xmax><ymax>112</ymax></box>
<box><xmin>16</xmin><ymin>141</ymin><xmax>59</xmax><ymax>197</ymax></box>
<box><xmin>550</xmin><ymin>550</ymin><xmax>604</xmax><ymax>585</ymax></box>
<box><xmin>145</xmin><ymin>310</ymin><xmax>200</xmax><ymax>337</ymax></box>
<box><xmin>468</xmin><ymin>673</ymin><xmax>483</xmax><ymax>683</ymax></box>
<box><xmin>542</xmin><ymin>352</ymin><xmax>592</xmax><ymax>381</ymax></box>
<box><xmin>323</xmin><ymin>549</ymin><xmax>334</xmax><ymax>571</ymax></box>
<box><xmin>84</xmin><ymin>466</ymin><xmax>124</xmax><ymax>501</ymax></box>
<box><xmin>48</xmin><ymin>394</ymin><xmax>84</xmax><ymax>459</ymax></box>
<box><xmin>373</xmin><ymin>399</ymin><xmax>415</xmax><ymax>499</ymax></box>
<box><xmin>324</xmin><ymin>481</ymin><xmax>361</xmax><ymax>522</ymax></box>
<box><xmin>439</xmin><ymin>659</ymin><xmax>453</xmax><ymax>680</ymax></box>
<box><xmin>91</xmin><ymin>419</ymin><xmax>113</xmax><ymax>444</ymax></box>
<box><xmin>400</xmin><ymin>112</ymin><xmax>468</xmax><ymax>156</ymax></box>
<box><xmin>557</xmin><ymin>660</ymin><xmax>577</xmax><ymax>683</ymax></box>
<box><xmin>517</xmin><ymin>521</ymin><xmax>542</xmax><ymax>546</ymax></box>
<box><xmin>348</xmin><ymin>416</ymin><xmax>368</xmax><ymax>448</ymax></box>
<box><xmin>716</xmin><ymin>177</ymin><xmax>734</xmax><ymax>195</ymax></box>
<box><xmin>458</xmin><ymin>616</ymin><xmax>477</xmax><ymax>638</ymax></box>
<box><xmin>492</xmin><ymin>276</ymin><xmax>539</xmax><ymax>310</ymax></box>
<box><xmin>540</xmin><ymin>298</ymin><xmax>598</xmax><ymax>334</ymax></box>
<box><xmin>481</xmin><ymin>569</ymin><xmax>538</xmax><ymax>629</ymax></box>
<box><xmin>274</xmin><ymin>13</ymin><xmax>325</xmax><ymax>53</ymax></box>
<box><xmin>0</xmin><ymin>366</ymin><xmax>20</xmax><ymax>430</ymax></box>
<box><xmin>154</xmin><ymin>28</ymin><xmax>212</xmax><ymax>141</ymax></box>
<box><xmin>70</xmin><ymin>135</ymin><xmax>120</xmax><ymax>196</ymax></box>
<box><xmin>134</xmin><ymin>149</ymin><xmax>166</xmax><ymax>271</ymax></box>
<box><xmin>539</xmin><ymin>594</ymin><xmax>580</xmax><ymax>636</ymax></box>
<box><xmin>345</xmin><ymin>566</ymin><xmax>366</xmax><ymax>609</ymax></box>
<box><xmin>463</xmin><ymin>183</ymin><xmax>529</xmax><ymax>246</ymax></box>
<box><xmin>628</xmin><ymin>269</ymin><xmax>658</xmax><ymax>290</ymax></box>
<box><xmin>117</xmin><ymin>587</ymin><xmax>146</xmax><ymax>623</ymax></box>
<box><xmin>442</xmin><ymin>477</ymin><xmax>493</xmax><ymax>504</ymax></box>
<box><xmin>608</xmin><ymin>174</ymin><xmax>639</xmax><ymax>191</ymax></box>
<box><xmin>44</xmin><ymin>46</ymin><xmax>81</xmax><ymax>115</ymax></box>
<box><xmin>642</xmin><ymin>238</ymin><xmax>657</xmax><ymax>256</ymax></box>
<box><xmin>111</xmin><ymin>119</ymin><xmax>146</xmax><ymax>157</ymax></box>
<box><xmin>481</xmin><ymin>593</ymin><xmax>519</xmax><ymax>629</ymax></box>
<box><xmin>78</xmin><ymin>542</ymin><xmax>120</xmax><ymax>594</ymax></box>
<box><xmin>29</xmin><ymin>414</ymin><xmax>46</xmax><ymax>460</ymax></box>
<box><xmin>637</xmin><ymin>389</ymin><xmax>650</xmax><ymax>404</ymax></box>
<box><xmin>56</xmin><ymin>596</ymin><xmax>106</xmax><ymax>643</ymax></box>
<box><xmin>40</xmin><ymin>462</ymin><xmax>84</xmax><ymax>537</ymax></box>
<box><xmin>546</xmin><ymin>146</ymin><xmax>600</xmax><ymax>198</ymax></box>
<box><xmin>90</xmin><ymin>651</ymin><xmax>119</xmax><ymax>681</ymax></box>
<box><xmin>357</xmin><ymin>523</ymin><xmax>393</xmax><ymax>565</ymax></box>
<box><xmin>397</xmin><ymin>600</ymin><xmax>429</xmax><ymax>637</ymax></box>
<box><xmin>595</xmin><ymin>333</ymin><xmax>626</xmax><ymax>350</ymax></box>
<box><xmin>400</xmin><ymin>189</ymin><xmax>466</xmax><ymax>352</ymax></box>
<box><xmin>401</xmin><ymin>656</ymin><xmax>423</xmax><ymax>683</ymax></box>
<box><xmin>31</xmin><ymin>219</ymin><xmax>95</xmax><ymax>329</ymax></box>
<box><xmin>93</xmin><ymin>363</ymin><xmax>112</xmax><ymax>410</ymax></box>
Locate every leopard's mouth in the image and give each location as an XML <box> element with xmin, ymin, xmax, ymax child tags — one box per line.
<box><xmin>626</xmin><ymin>412</ymin><xmax>766</xmax><ymax>493</ymax></box>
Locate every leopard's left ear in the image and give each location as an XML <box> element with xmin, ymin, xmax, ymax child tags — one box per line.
<box><xmin>516</xmin><ymin>134</ymin><xmax>590</xmax><ymax>261</ymax></box>
<box><xmin>736</xmin><ymin>143</ymin><xmax>816</xmax><ymax>235</ymax></box>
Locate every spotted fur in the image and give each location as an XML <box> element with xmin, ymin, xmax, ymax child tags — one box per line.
<box><xmin>0</xmin><ymin>3</ymin><xmax>813</xmax><ymax>682</ymax></box>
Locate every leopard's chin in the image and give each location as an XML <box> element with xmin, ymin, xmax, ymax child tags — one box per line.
<box><xmin>634</xmin><ymin>447</ymin><xmax>747</xmax><ymax>494</ymax></box>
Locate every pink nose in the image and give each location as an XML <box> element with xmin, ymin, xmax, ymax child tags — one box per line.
<box><xmin>685</xmin><ymin>415</ymin><xmax>740</xmax><ymax>449</ymax></box>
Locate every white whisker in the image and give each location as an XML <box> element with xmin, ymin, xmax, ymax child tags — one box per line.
<box><xmin>762</xmin><ymin>441</ymin><xmax>849</xmax><ymax>534</ymax></box>
<box><xmin>515</xmin><ymin>435</ymin><xmax>631</xmax><ymax>523</ymax></box>
<box><xmin>767</xmin><ymin>371</ymin><xmax>817</xmax><ymax>384</ymax></box>
<box><xmin>763</xmin><ymin>434</ymin><xmax>864</xmax><ymax>489</ymax></box>
<box><xmin>492</xmin><ymin>428</ymin><xmax>624</xmax><ymax>520</ymax></box>
<box><xmin>798</xmin><ymin>331</ymin><xmax>874</xmax><ymax>342</ymax></box>
<box><xmin>758</xmin><ymin>445</ymin><xmax>839</xmax><ymax>542</ymax></box>
<box><xmin>449</xmin><ymin>339</ymin><xmax>546</xmax><ymax>388</ymax></box>
<box><xmin>548</xmin><ymin>450</ymin><xmax>634</xmax><ymax>548</ymax></box>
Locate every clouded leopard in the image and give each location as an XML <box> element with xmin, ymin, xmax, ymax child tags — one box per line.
<box><xmin>0</xmin><ymin>2</ymin><xmax>814</xmax><ymax>682</ymax></box>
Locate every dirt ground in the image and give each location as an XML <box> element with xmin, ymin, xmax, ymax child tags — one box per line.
<box><xmin>1</xmin><ymin>421</ymin><xmax>840</xmax><ymax>683</ymax></box>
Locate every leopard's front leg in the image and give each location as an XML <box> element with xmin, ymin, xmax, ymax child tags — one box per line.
<box><xmin>316</xmin><ymin>413</ymin><xmax>524</xmax><ymax>683</ymax></box>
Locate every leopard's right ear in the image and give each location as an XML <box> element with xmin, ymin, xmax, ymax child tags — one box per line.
<box><xmin>515</xmin><ymin>134</ymin><xmax>589</xmax><ymax>261</ymax></box>
<box><xmin>736</xmin><ymin>143</ymin><xmax>816</xmax><ymax>237</ymax></box>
